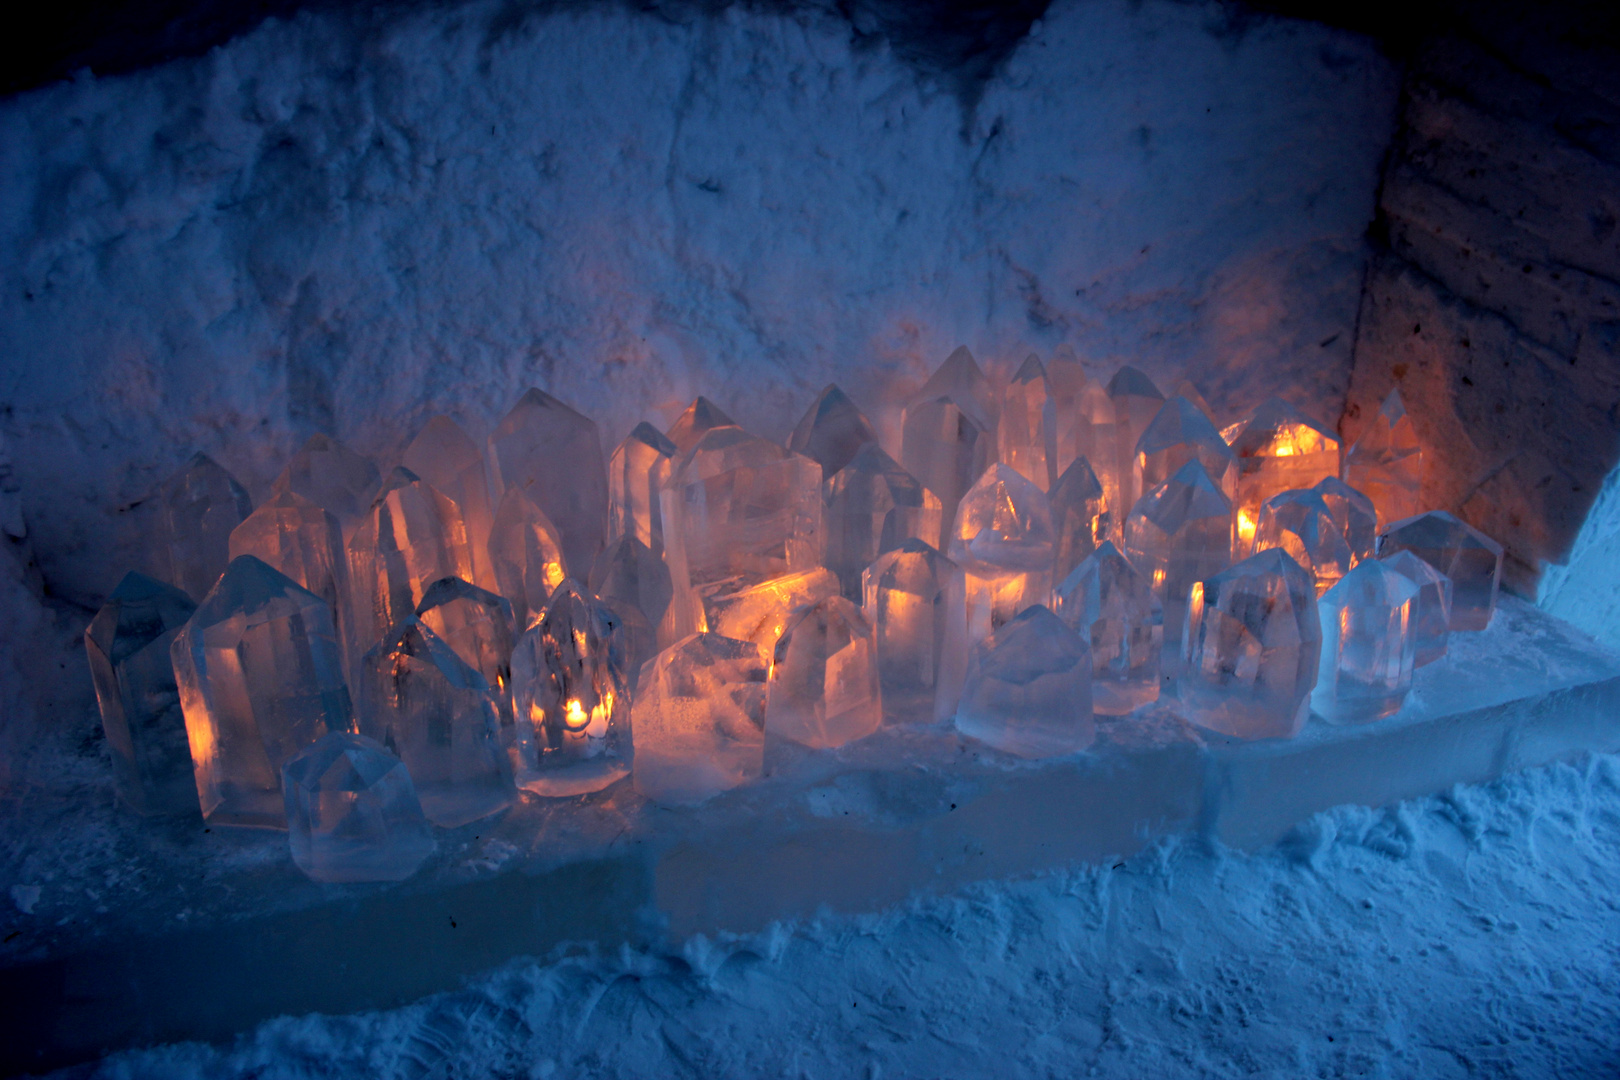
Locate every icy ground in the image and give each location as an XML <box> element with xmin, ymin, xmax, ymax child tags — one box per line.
<box><xmin>43</xmin><ymin>755</ymin><xmax>1618</xmax><ymax>1080</ymax></box>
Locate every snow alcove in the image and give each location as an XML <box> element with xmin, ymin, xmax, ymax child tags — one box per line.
<box><xmin>3</xmin><ymin>0</ymin><xmax>1619</xmax><ymax>1074</ymax></box>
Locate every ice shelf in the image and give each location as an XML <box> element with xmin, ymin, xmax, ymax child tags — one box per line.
<box><xmin>2</xmin><ymin>596</ymin><xmax>1617</xmax><ymax>1072</ymax></box>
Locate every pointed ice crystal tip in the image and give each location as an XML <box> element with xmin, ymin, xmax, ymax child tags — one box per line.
<box><xmin>1105</xmin><ymin>366</ymin><xmax>1163</xmax><ymax>401</ymax></box>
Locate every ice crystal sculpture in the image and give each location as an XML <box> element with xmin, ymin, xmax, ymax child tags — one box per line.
<box><xmin>273</xmin><ymin>434</ymin><xmax>380</xmax><ymax>540</ymax></box>
<box><xmin>1107</xmin><ymin>366</ymin><xmax>1165</xmax><ymax>533</ymax></box>
<box><xmin>1379</xmin><ymin>550</ymin><xmax>1452</xmax><ymax>667</ymax></box>
<box><xmin>415</xmin><ymin>576</ymin><xmax>517</xmax><ymax>726</ymax></box>
<box><xmin>1123</xmin><ymin>459</ymin><xmax>1232</xmax><ymax>667</ymax></box>
<box><xmin>766</xmin><ymin>596</ymin><xmax>883</xmax><ymax>750</ymax></box>
<box><xmin>823</xmin><ymin>444</ymin><xmax>941</xmax><ymax>599</ymax></box>
<box><xmin>1134</xmin><ymin>395</ymin><xmax>1236</xmax><ymax>500</ymax></box>
<box><xmin>282</xmin><ymin>731</ymin><xmax>434</xmax><ymax>883</ymax></box>
<box><xmin>1181</xmin><ymin>548</ymin><xmax>1321</xmax><ymax>740</ymax></box>
<box><xmin>1250</xmin><ymin>488</ymin><xmax>1354</xmax><ymax>596</ymax></box>
<box><xmin>402</xmin><ymin>416</ymin><xmax>498</xmax><ymax>592</ymax></box>
<box><xmin>704</xmin><ymin>567</ymin><xmax>840</xmax><ymax>653</ymax></box>
<box><xmin>1343</xmin><ymin>388</ymin><xmax>1423</xmax><ymax>529</ymax></box>
<box><xmin>1064</xmin><ymin>381</ymin><xmax>1118</xmax><ymax>531</ymax></box>
<box><xmin>86</xmin><ymin>573</ymin><xmax>199</xmax><ymax>816</ymax></box>
<box><xmin>1051</xmin><ymin>542</ymin><xmax>1162</xmax><ymax>715</ymax></box>
<box><xmin>665</xmin><ymin>396</ymin><xmax>737</xmax><ymax>454</ymax></box>
<box><xmin>788</xmin><ymin>383</ymin><xmax>880</xmax><ymax>480</ymax></box>
<box><xmin>1049</xmin><ymin>455</ymin><xmax>1109</xmax><ymax>584</ymax></box>
<box><xmin>999</xmin><ymin>354</ymin><xmax>1058</xmax><ymax>491</ymax></box>
<box><xmin>589</xmin><ymin>533</ymin><xmax>678</xmax><ymax>649</ymax></box>
<box><xmin>1172</xmin><ymin>380</ymin><xmax>1216</xmax><ymax>425</ymax></box>
<box><xmin>160</xmin><ymin>453</ymin><xmax>252</xmax><ymax>602</ymax></box>
<box><xmin>1312</xmin><ymin>560</ymin><xmax>1418</xmax><ymax>724</ymax></box>
<box><xmin>901</xmin><ymin>346</ymin><xmax>997</xmax><ymax>546</ymax></box>
<box><xmin>509</xmin><ymin>581</ymin><xmax>630</xmax><ymax>796</ymax></box>
<box><xmin>359</xmin><ymin>616</ymin><xmax>514</xmax><ymax>827</ymax></box>
<box><xmin>862</xmin><ymin>539</ymin><xmax>966</xmax><ymax>722</ymax></box>
<box><xmin>1313</xmin><ymin>476</ymin><xmax>1377</xmax><ymax>564</ymax></box>
<box><xmin>487</xmin><ymin>487</ymin><xmax>568</xmax><ymax>632</ymax></box>
<box><xmin>488</xmin><ymin>389</ymin><xmax>609</xmax><ymax>578</ymax></box>
<box><xmin>948</xmin><ymin>463</ymin><xmax>1056</xmax><ymax>648</ymax></box>
<box><xmin>172</xmin><ymin>556</ymin><xmax>353</xmax><ymax>827</ymax></box>
<box><xmin>632</xmin><ymin>633</ymin><xmax>769</xmax><ymax>807</ymax></box>
<box><xmin>1045</xmin><ymin>346</ymin><xmax>1087</xmax><ymax>459</ymax></box>
<box><xmin>228</xmin><ymin>490</ymin><xmax>348</xmax><ymax>648</ymax></box>
<box><xmin>1223</xmin><ymin>398</ymin><xmax>1341</xmax><ymax>559</ymax></box>
<box><xmin>955</xmin><ymin>605</ymin><xmax>1094</xmax><ymax>759</ymax></box>
<box><xmin>609</xmin><ymin>422</ymin><xmax>677</xmax><ymax>550</ymax></box>
<box><xmin>1376</xmin><ymin>511</ymin><xmax>1502</xmax><ymax>631</ymax></box>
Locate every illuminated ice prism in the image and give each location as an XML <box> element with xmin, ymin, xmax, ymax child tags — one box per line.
<box><xmin>359</xmin><ymin>616</ymin><xmax>513</xmax><ymax>828</ymax></box>
<box><xmin>1379</xmin><ymin>549</ymin><xmax>1453</xmax><ymax>667</ymax></box>
<box><xmin>1122</xmin><ymin>458</ymin><xmax>1231</xmax><ymax>666</ymax></box>
<box><xmin>1107</xmin><ymin>366</ymin><xmax>1165</xmax><ymax>533</ymax></box>
<box><xmin>1062</xmin><ymin>381</ymin><xmax>1118</xmax><ymax>530</ymax></box>
<box><xmin>900</xmin><ymin>346</ymin><xmax>997</xmax><ymax>546</ymax></box>
<box><xmin>862</xmin><ymin>539</ymin><xmax>966</xmax><ymax>723</ymax></box>
<box><xmin>415</xmin><ymin>577</ymin><xmax>516</xmax><ymax>728</ymax></box>
<box><xmin>228</xmin><ymin>490</ymin><xmax>348</xmax><ymax>646</ymax></box>
<box><xmin>1251</xmin><ymin>488</ymin><xmax>1354</xmax><ymax>596</ymax></box>
<box><xmin>823</xmin><ymin>444</ymin><xmax>941</xmax><ymax>599</ymax></box>
<box><xmin>86</xmin><ymin>573</ymin><xmax>199</xmax><ymax>817</ymax></box>
<box><xmin>1046</xmin><ymin>346</ymin><xmax>1087</xmax><ymax>419</ymax></box>
<box><xmin>1311</xmin><ymin>559</ymin><xmax>1418</xmax><ymax>725</ymax></box>
<box><xmin>632</xmin><ymin>633</ymin><xmax>769</xmax><ymax>807</ymax></box>
<box><xmin>1343</xmin><ymin>388</ymin><xmax>1424</xmax><ymax>529</ymax></box>
<box><xmin>1313</xmin><ymin>476</ymin><xmax>1378</xmax><ymax>564</ymax></box>
<box><xmin>402</xmin><ymin>416</ymin><xmax>497</xmax><ymax>592</ymax></box>
<box><xmin>273</xmin><ymin>434</ymin><xmax>380</xmax><ymax>540</ymax></box>
<box><xmin>1052</xmin><ymin>542</ymin><xmax>1161</xmax><ymax>715</ymax></box>
<box><xmin>172</xmin><ymin>556</ymin><xmax>353</xmax><ymax>828</ymax></box>
<box><xmin>766</xmin><ymin>596</ymin><xmax>883</xmax><ymax>750</ymax></box>
<box><xmin>955</xmin><ymin>605</ymin><xmax>1094</xmax><ymax>759</ymax></box>
<box><xmin>160</xmin><ymin>453</ymin><xmax>252</xmax><ymax>602</ymax></box>
<box><xmin>282</xmin><ymin>731</ymin><xmax>434</xmax><ymax>883</ymax></box>
<box><xmin>487</xmin><ymin>487</ymin><xmax>568</xmax><ymax>632</ymax></box>
<box><xmin>703</xmin><ymin>567</ymin><xmax>839</xmax><ymax>655</ymax></box>
<box><xmin>1050</xmin><ymin>455</ymin><xmax>1109</xmax><ymax>584</ymax></box>
<box><xmin>665</xmin><ymin>396</ymin><xmax>737</xmax><ymax>454</ymax></box>
<box><xmin>589</xmin><ymin>533</ymin><xmax>678</xmax><ymax>649</ymax></box>
<box><xmin>509</xmin><ymin>581</ymin><xmax>630</xmax><ymax>796</ymax></box>
<box><xmin>1171</xmin><ymin>380</ymin><xmax>1216</xmax><ymax>425</ymax></box>
<box><xmin>488</xmin><ymin>389</ymin><xmax>609</xmax><ymax>577</ymax></box>
<box><xmin>609</xmin><ymin>422</ymin><xmax>677</xmax><ymax>550</ymax></box>
<box><xmin>998</xmin><ymin>354</ymin><xmax>1058</xmax><ymax>491</ymax></box>
<box><xmin>1222</xmin><ymin>398</ymin><xmax>1341</xmax><ymax>559</ymax></box>
<box><xmin>788</xmin><ymin>383</ymin><xmax>880</xmax><ymax>480</ymax></box>
<box><xmin>947</xmin><ymin>463</ymin><xmax>1055</xmax><ymax>648</ymax></box>
<box><xmin>1180</xmin><ymin>548</ymin><xmax>1321</xmax><ymax>740</ymax></box>
<box><xmin>1135</xmin><ymin>396</ymin><xmax>1235</xmax><ymax>499</ymax></box>
<box><xmin>1376</xmin><ymin>511</ymin><xmax>1502</xmax><ymax>631</ymax></box>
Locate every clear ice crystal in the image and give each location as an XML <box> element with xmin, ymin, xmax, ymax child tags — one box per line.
<box><xmin>229</xmin><ymin>490</ymin><xmax>349</xmax><ymax>651</ymax></box>
<box><xmin>86</xmin><ymin>573</ymin><xmax>200</xmax><ymax>816</ymax></box>
<box><xmin>415</xmin><ymin>576</ymin><xmax>517</xmax><ymax>729</ymax></box>
<box><xmin>589</xmin><ymin>533</ymin><xmax>678</xmax><ymax>649</ymax></box>
<box><xmin>402</xmin><ymin>416</ymin><xmax>498</xmax><ymax>592</ymax></box>
<box><xmin>1379</xmin><ymin>549</ymin><xmax>1453</xmax><ymax>667</ymax></box>
<box><xmin>823</xmin><ymin>444</ymin><xmax>942</xmax><ymax>599</ymax></box>
<box><xmin>1107</xmin><ymin>366</ymin><xmax>1165</xmax><ymax>535</ymax></box>
<box><xmin>766</xmin><ymin>596</ymin><xmax>883</xmax><ymax>750</ymax></box>
<box><xmin>998</xmin><ymin>354</ymin><xmax>1058</xmax><ymax>491</ymax></box>
<box><xmin>632</xmin><ymin>633</ymin><xmax>769</xmax><ymax>807</ymax></box>
<box><xmin>359</xmin><ymin>616</ymin><xmax>514</xmax><ymax>828</ymax></box>
<box><xmin>1134</xmin><ymin>396</ymin><xmax>1236</xmax><ymax>501</ymax></box>
<box><xmin>955</xmin><ymin>605</ymin><xmax>1094</xmax><ymax>759</ymax></box>
<box><xmin>1062</xmin><ymin>382</ymin><xmax>1118</xmax><ymax>524</ymax></box>
<box><xmin>1344</xmin><ymin>388</ymin><xmax>1424</xmax><ymax>529</ymax></box>
<box><xmin>900</xmin><ymin>346</ymin><xmax>997</xmax><ymax>547</ymax></box>
<box><xmin>488</xmin><ymin>487</ymin><xmax>569</xmax><ymax>632</ymax></box>
<box><xmin>1222</xmin><ymin>398</ymin><xmax>1341</xmax><ymax>560</ymax></box>
<box><xmin>282</xmin><ymin>731</ymin><xmax>434</xmax><ymax>883</ymax></box>
<box><xmin>1313</xmin><ymin>476</ymin><xmax>1378</xmax><ymax>564</ymax></box>
<box><xmin>703</xmin><ymin>567</ymin><xmax>840</xmax><ymax>655</ymax></box>
<box><xmin>862</xmin><ymin>539</ymin><xmax>966</xmax><ymax>723</ymax></box>
<box><xmin>1051</xmin><ymin>542</ymin><xmax>1162</xmax><ymax>715</ymax></box>
<box><xmin>1050</xmin><ymin>456</ymin><xmax>1110</xmax><ymax>584</ymax></box>
<box><xmin>160</xmin><ymin>453</ymin><xmax>253</xmax><ymax>602</ymax></box>
<box><xmin>947</xmin><ymin>463</ymin><xmax>1056</xmax><ymax>648</ymax></box>
<box><xmin>1122</xmin><ymin>459</ymin><xmax>1232</xmax><ymax>666</ymax></box>
<box><xmin>1311</xmin><ymin>559</ymin><xmax>1419</xmax><ymax>724</ymax></box>
<box><xmin>1180</xmin><ymin>547</ymin><xmax>1321</xmax><ymax>740</ymax></box>
<box><xmin>609</xmin><ymin>422</ymin><xmax>677</xmax><ymax>550</ymax></box>
<box><xmin>788</xmin><ymin>384</ymin><xmax>880</xmax><ymax>480</ymax></box>
<box><xmin>273</xmin><ymin>434</ymin><xmax>380</xmax><ymax>540</ymax></box>
<box><xmin>1376</xmin><ymin>511</ymin><xmax>1502</xmax><ymax>631</ymax></box>
<box><xmin>488</xmin><ymin>389</ymin><xmax>609</xmax><ymax>578</ymax></box>
<box><xmin>509</xmin><ymin>581</ymin><xmax>631</xmax><ymax>796</ymax></box>
<box><xmin>172</xmin><ymin>556</ymin><xmax>353</xmax><ymax>828</ymax></box>
<box><xmin>1045</xmin><ymin>346</ymin><xmax>1087</xmax><ymax>417</ymax></box>
<box><xmin>665</xmin><ymin>396</ymin><xmax>738</xmax><ymax>454</ymax></box>
<box><xmin>1172</xmin><ymin>380</ymin><xmax>1216</xmax><ymax>425</ymax></box>
<box><xmin>1251</xmin><ymin>488</ymin><xmax>1354</xmax><ymax>596</ymax></box>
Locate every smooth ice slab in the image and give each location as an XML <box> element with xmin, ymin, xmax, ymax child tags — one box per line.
<box><xmin>1343</xmin><ymin>388</ymin><xmax>1423</xmax><ymax>529</ymax></box>
<box><xmin>1311</xmin><ymin>559</ymin><xmax>1418</xmax><ymax>724</ymax></box>
<box><xmin>488</xmin><ymin>389</ymin><xmax>609</xmax><ymax>577</ymax></box>
<box><xmin>1049</xmin><ymin>455</ymin><xmax>1108</xmax><ymax>584</ymax></box>
<box><xmin>632</xmin><ymin>632</ymin><xmax>769</xmax><ymax>807</ymax></box>
<box><xmin>862</xmin><ymin>540</ymin><xmax>965</xmax><ymax>724</ymax></box>
<box><xmin>402</xmin><ymin>416</ymin><xmax>497</xmax><ymax>593</ymax></box>
<box><xmin>948</xmin><ymin>463</ymin><xmax>1055</xmax><ymax>648</ymax></box>
<box><xmin>998</xmin><ymin>354</ymin><xmax>1057</xmax><ymax>491</ymax></box>
<box><xmin>1052</xmin><ymin>542</ymin><xmax>1161</xmax><ymax>716</ymax></box>
<box><xmin>822</xmin><ymin>444</ymin><xmax>940</xmax><ymax>599</ymax></box>
<box><xmin>1377</xmin><ymin>511</ymin><xmax>1503</xmax><ymax>632</ymax></box>
<box><xmin>1380</xmin><ymin>550</ymin><xmax>1452</xmax><ymax>667</ymax></box>
<box><xmin>272</xmin><ymin>434</ymin><xmax>380</xmax><ymax>541</ymax></box>
<box><xmin>1251</xmin><ymin>487</ymin><xmax>1354</xmax><ymax>596</ymax></box>
<box><xmin>766</xmin><ymin>596</ymin><xmax>883</xmax><ymax>750</ymax></box>
<box><xmin>488</xmin><ymin>487</ymin><xmax>568</xmax><ymax>632</ymax></box>
<box><xmin>282</xmin><ymin>731</ymin><xmax>435</xmax><ymax>884</ymax></box>
<box><xmin>159</xmin><ymin>453</ymin><xmax>252</xmax><ymax>602</ymax></box>
<box><xmin>1223</xmin><ymin>398</ymin><xmax>1340</xmax><ymax>558</ymax></box>
<box><xmin>954</xmin><ymin>605</ymin><xmax>1094</xmax><ymax>759</ymax></box>
<box><xmin>608</xmin><ymin>422</ymin><xmax>677</xmax><ymax>550</ymax></box>
<box><xmin>788</xmin><ymin>384</ymin><xmax>880</xmax><ymax>480</ymax></box>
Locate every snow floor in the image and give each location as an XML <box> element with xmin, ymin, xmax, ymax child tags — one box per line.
<box><xmin>44</xmin><ymin>753</ymin><xmax>1620</xmax><ymax>1080</ymax></box>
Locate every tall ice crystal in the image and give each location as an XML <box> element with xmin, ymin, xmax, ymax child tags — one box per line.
<box><xmin>1051</xmin><ymin>542</ymin><xmax>1161</xmax><ymax>715</ymax></box>
<box><xmin>1313</xmin><ymin>476</ymin><xmax>1377</xmax><ymax>564</ymax></box>
<box><xmin>1180</xmin><ymin>548</ymin><xmax>1321</xmax><ymax>740</ymax></box>
<box><xmin>86</xmin><ymin>573</ymin><xmax>200</xmax><ymax>816</ymax></box>
<box><xmin>608</xmin><ymin>422</ymin><xmax>677</xmax><ymax>550</ymax></box>
<box><xmin>1063</xmin><ymin>381</ymin><xmax>1118</xmax><ymax>530</ymax></box>
<box><xmin>1107</xmin><ymin>367</ymin><xmax>1165</xmax><ymax>536</ymax></box>
<box><xmin>1311</xmin><ymin>559</ymin><xmax>1419</xmax><ymax>724</ymax></box>
<box><xmin>823</xmin><ymin>444</ymin><xmax>941</xmax><ymax>599</ymax></box>
<box><xmin>160</xmin><ymin>453</ymin><xmax>253</xmax><ymax>602</ymax></box>
<box><xmin>862</xmin><ymin>539</ymin><xmax>966</xmax><ymax>723</ymax></box>
<box><xmin>589</xmin><ymin>533</ymin><xmax>678</xmax><ymax>650</ymax></box>
<box><xmin>415</xmin><ymin>577</ymin><xmax>517</xmax><ymax>726</ymax></box>
<box><xmin>900</xmin><ymin>346</ymin><xmax>997</xmax><ymax>547</ymax></box>
<box><xmin>665</xmin><ymin>396</ymin><xmax>737</xmax><ymax>454</ymax></box>
<box><xmin>1122</xmin><ymin>459</ymin><xmax>1232</xmax><ymax>666</ymax></box>
<box><xmin>1343</xmin><ymin>388</ymin><xmax>1423</xmax><ymax>529</ymax></box>
<box><xmin>1376</xmin><ymin>511</ymin><xmax>1502</xmax><ymax>631</ymax></box>
<box><xmin>402</xmin><ymin>416</ymin><xmax>498</xmax><ymax>592</ymax></box>
<box><xmin>955</xmin><ymin>605</ymin><xmax>1094</xmax><ymax>759</ymax></box>
<box><xmin>1250</xmin><ymin>488</ymin><xmax>1354</xmax><ymax>596</ymax></box>
<box><xmin>172</xmin><ymin>556</ymin><xmax>353</xmax><ymax>828</ymax></box>
<box><xmin>947</xmin><ymin>463</ymin><xmax>1055</xmax><ymax>648</ymax></box>
<box><xmin>632</xmin><ymin>633</ymin><xmax>769</xmax><ymax>807</ymax></box>
<box><xmin>998</xmin><ymin>354</ymin><xmax>1058</xmax><ymax>491</ymax></box>
<box><xmin>766</xmin><ymin>596</ymin><xmax>883</xmax><ymax>750</ymax></box>
<box><xmin>1046</xmin><ymin>344</ymin><xmax>1088</xmax><ymax>475</ymax></box>
<box><xmin>273</xmin><ymin>434</ymin><xmax>380</xmax><ymax>541</ymax></box>
<box><xmin>1049</xmin><ymin>456</ymin><xmax>1109</xmax><ymax>584</ymax></box>
<box><xmin>359</xmin><ymin>617</ymin><xmax>514</xmax><ymax>827</ymax></box>
<box><xmin>1223</xmin><ymin>398</ymin><xmax>1341</xmax><ymax>559</ymax></box>
<box><xmin>282</xmin><ymin>732</ymin><xmax>434</xmax><ymax>883</ymax></box>
<box><xmin>488</xmin><ymin>389</ymin><xmax>609</xmax><ymax>577</ymax></box>
<box><xmin>1135</xmin><ymin>396</ymin><xmax>1236</xmax><ymax>500</ymax></box>
<box><xmin>1380</xmin><ymin>549</ymin><xmax>1453</xmax><ymax>667</ymax></box>
<box><xmin>788</xmin><ymin>384</ymin><xmax>880</xmax><ymax>480</ymax></box>
<box><xmin>228</xmin><ymin>490</ymin><xmax>349</xmax><ymax>648</ymax></box>
<box><xmin>487</xmin><ymin>487</ymin><xmax>568</xmax><ymax>631</ymax></box>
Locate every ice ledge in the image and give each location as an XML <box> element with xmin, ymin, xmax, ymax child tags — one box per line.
<box><xmin>3</xmin><ymin>597</ymin><xmax>1618</xmax><ymax>1071</ymax></box>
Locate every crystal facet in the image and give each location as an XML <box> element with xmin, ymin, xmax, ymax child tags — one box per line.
<box><xmin>947</xmin><ymin>463</ymin><xmax>1056</xmax><ymax>649</ymax></box>
<box><xmin>632</xmin><ymin>633</ymin><xmax>769</xmax><ymax>807</ymax></box>
<box><xmin>1376</xmin><ymin>511</ymin><xmax>1502</xmax><ymax>631</ymax></box>
<box><xmin>414</xmin><ymin>577</ymin><xmax>517</xmax><ymax>728</ymax></box>
<box><xmin>608</xmin><ymin>422</ymin><xmax>677</xmax><ymax>550</ymax></box>
<box><xmin>1311</xmin><ymin>559</ymin><xmax>1419</xmax><ymax>724</ymax></box>
<box><xmin>86</xmin><ymin>573</ymin><xmax>199</xmax><ymax>816</ymax></box>
<box><xmin>1063</xmin><ymin>381</ymin><xmax>1118</xmax><ymax>528</ymax></box>
<box><xmin>766</xmin><ymin>596</ymin><xmax>883</xmax><ymax>750</ymax></box>
<box><xmin>1135</xmin><ymin>396</ymin><xmax>1236</xmax><ymax>500</ymax></box>
<box><xmin>1180</xmin><ymin>548</ymin><xmax>1321</xmax><ymax>740</ymax></box>
<box><xmin>273</xmin><ymin>434</ymin><xmax>380</xmax><ymax>541</ymax></box>
<box><xmin>1251</xmin><ymin>488</ymin><xmax>1354</xmax><ymax>596</ymax></box>
<box><xmin>172</xmin><ymin>556</ymin><xmax>353</xmax><ymax>828</ymax></box>
<box><xmin>665</xmin><ymin>396</ymin><xmax>737</xmax><ymax>454</ymax></box>
<box><xmin>788</xmin><ymin>384</ymin><xmax>880</xmax><ymax>480</ymax></box>
<box><xmin>1051</xmin><ymin>542</ymin><xmax>1162</xmax><ymax>715</ymax></box>
<box><xmin>282</xmin><ymin>731</ymin><xmax>434</xmax><ymax>883</ymax></box>
<box><xmin>862</xmin><ymin>539</ymin><xmax>966</xmax><ymax>723</ymax></box>
<box><xmin>1122</xmin><ymin>459</ymin><xmax>1232</xmax><ymax>666</ymax></box>
<box><xmin>1379</xmin><ymin>550</ymin><xmax>1453</xmax><ymax>667</ymax></box>
<box><xmin>488</xmin><ymin>389</ymin><xmax>609</xmax><ymax>578</ymax></box>
<box><xmin>900</xmin><ymin>346</ymin><xmax>997</xmax><ymax>547</ymax></box>
<box><xmin>1107</xmin><ymin>367</ymin><xmax>1165</xmax><ymax>535</ymax></box>
<box><xmin>998</xmin><ymin>354</ymin><xmax>1058</xmax><ymax>492</ymax></box>
<box><xmin>1049</xmin><ymin>456</ymin><xmax>1110</xmax><ymax>584</ymax></box>
<box><xmin>402</xmin><ymin>416</ymin><xmax>498</xmax><ymax>592</ymax></box>
<box><xmin>1223</xmin><ymin>398</ymin><xmax>1341</xmax><ymax>560</ymax></box>
<box><xmin>1172</xmin><ymin>381</ymin><xmax>1216</xmax><ymax>425</ymax></box>
<box><xmin>359</xmin><ymin>616</ymin><xmax>513</xmax><ymax>827</ymax></box>
<box><xmin>823</xmin><ymin>444</ymin><xmax>942</xmax><ymax>599</ymax></box>
<box><xmin>1313</xmin><ymin>476</ymin><xmax>1378</xmax><ymax>564</ymax></box>
<box><xmin>703</xmin><ymin>567</ymin><xmax>840</xmax><ymax>654</ymax></box>
<box><xmin>487</xmin><ymin>487</ymin><xmax>568</xmax><ymax>632</ymax></box>
<box><xmin>509</xmin><ymin>581</ymin><xmax>630</xmax><ymax>796</ymax></box>
<box><xmin>1344</xmin><ymin>388</ymin><xmax>1424</xmax><ymax>529</ymax></box>
<box><xmin>589</xmin><ymin>533</ymin><xmax>678</xmax><ymax>649</ymax></box>
<box><xmin>229</xmin><ymin>490</ymin><xmax>349</xmax><ymax>650</ymax></box>
<box><xmin>955</xmin><ymin>605</ymin><xmax>1094</xmax><ymax>759</ymax></box>
<box><xmin>160</xmin><ymin>453</ymin><xmax>253</xmax><ymax>602</ymax></box>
